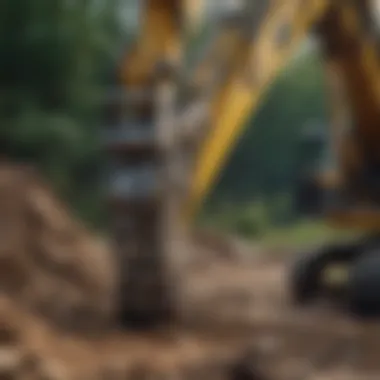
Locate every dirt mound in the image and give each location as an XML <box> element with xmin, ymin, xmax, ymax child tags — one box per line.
<box><xmin>0</xmin><ymin>163</ymin><xmax>271</xmax><ymax>379</ymax></box>
<box><xmin>2</xmin><ymin>260</ymin><xmax>379</xmax><ymax>380</ymax></box>
<box><xmin>3</xmin><ymin>162</ymin><xmax>380</xmax><ymax>379</ymax></box>
<box><xmin>0</xmin><ymin>296</ymin><xmax>70</xmax><ymax>380</ymax></box>
<box><xmin>0</xmin><ymin>163</ymin><xmax>117</xmax><ymax>333</ymax></box>
<box><xmin>0</xmin><ymin>295</ymin><xmax>271</xmax><ymax>380</ymax></box>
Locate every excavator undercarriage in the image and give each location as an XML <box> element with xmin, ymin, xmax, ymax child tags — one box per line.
<box><xmin>288</xmin><ymin>0</ymin><xmax>380</xmax><ymax>317</ymax></box>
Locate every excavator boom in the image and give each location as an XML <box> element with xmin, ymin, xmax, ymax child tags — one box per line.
<box><xmin>111</xmin><ymin>0</ymin><xmax>380</xmax><ymax>325</ymax></box>
<box><xmin>184</xmin><ymin>0</ymin><xmax>330</xmax><ymax>219</ymax></box>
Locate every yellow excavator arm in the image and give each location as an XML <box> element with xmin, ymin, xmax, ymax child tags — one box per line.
<box><xmin>184</xmin><ymin>0</ymin><xmax>330</xmax><ymax>220</ymax></box>
<box><xmin>108</xmin><ymin>0</ymin><xmax>380</xmax><ymax>327</ymax></box>
<box><xmin>120</xmin><ymin>0</ymin><xmax>205</xmax><ymax>89</ymax></box>
<box><xmin>184</xmin><ymin>0</ymin><xmax>380</xmax><ymax>224</ymax></box>
<box><xmin>120</xmin><ymin>0</ymin><xmax>380</xmax><ymax>225</ymax></box>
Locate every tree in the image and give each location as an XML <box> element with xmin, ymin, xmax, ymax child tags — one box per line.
<box><xmin>208</xmin><ymin>45</ymin><xmax>329</xmax><ymax>224</ymax></box>
<box><xmin>0</xmin><ymin>0</ymin><xmax>127</xmax><ymax>226</ymax></box>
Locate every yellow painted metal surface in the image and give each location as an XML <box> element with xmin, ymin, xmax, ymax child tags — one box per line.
<box><xmin>319</xmin><ymin>1</ymin><xmax>380</xmax><ymax>232</ymax></box>
<box><xmin>120</xmin><ymin>0</ymin><xmax>183</xmax><ymax>87</ymax></box>
<box><xmin>327</xmin><ymin>208</ymin><xmax>380</xmax><ymax>231</ymax></box>
<box><xmin>121</xmin><ymin>0</ymin><xmax>380</xmax><ymax>232</ymax></box>
<box><xmin>184</xmin><ymin>0</ymin><xmax>330</xmax><ymax>220</ymax></box>
<box><xmin>120</xmin><ymin>0</ymin><xmax>206</xmax><ymax>88</ymax></box>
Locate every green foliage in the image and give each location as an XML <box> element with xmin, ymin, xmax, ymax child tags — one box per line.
<box><xmin>1</xmin><ymin>2</ymin><xmax>330</xmax><ymax>237</ymax></box>
<box><xmin>259</xmin><ymin>220</ymin><xmax>360</xmax><ymax>251</ymax></box>
<box><xmin>217</xmin><ymin>45</ymin><xmax>327</xmax><ymax>199</ymax></box>
<box><xmin>205</xmin><ymin>42</ymin><xmax>329</xmax><ymax>232</ymax></box>
<box><xmin>201</xmin><ymin>205</ymin><xmax>358</xmax><ymax>249</ymax></box>
<box><xmin>200</xmin><ymin>199</ymin><xmax>271</xmax><ymax>239</ymax></box>
<box><xmin>0</xmin><ymin>0</ymin><xmax>125</xmax><ymax>227</ymax></box>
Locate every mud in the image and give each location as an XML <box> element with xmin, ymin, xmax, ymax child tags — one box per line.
<box><xmin>4</xmin><ymin>256</ymin><xmax>380</xmax><ymax>380</ymax></box>
<box><xmin>1</xmin><ymin>163</ymin><xmax>380</xmax><ymax>379</ymax></box>
<box><xmin>0</xmin><ymin>163</ymin><xmax>117</xmax><ymax>334</ymax></box>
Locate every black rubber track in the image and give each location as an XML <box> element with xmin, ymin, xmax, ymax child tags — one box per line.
<box><xmin>289</xmin><ymin>248</ymin><xmax>328</xmax><ymax>304</ymax></box>
<box><xmin>348</xmin><ymin>252</ymin><xmax>380</xmax><ymax>318</ymax></box>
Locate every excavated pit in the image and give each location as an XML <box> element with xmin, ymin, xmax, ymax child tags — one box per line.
<box><xmin>1</xmin><ymin>162</ymin><xmax>380</xmax><ymax>379</ymax></box>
